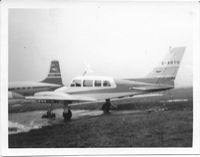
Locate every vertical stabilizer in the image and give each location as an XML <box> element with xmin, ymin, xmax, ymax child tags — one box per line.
<box><xmin>41</xmin><ymin>60</ymin><xmax>63</xmax><ymax>85</ymax></box>
<box><xmin>147</xmin><ymin>47</ymin><xmax>186</xmax><ymax>85</ymax></box>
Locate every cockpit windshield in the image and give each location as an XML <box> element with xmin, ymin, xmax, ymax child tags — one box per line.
<box><xmin>70</xmin><ymin>77</ymin><xmax>113</xmax><ymax>88</ymax></box>
<box><xmin>103</xmin><ymin>80</ymin><xmax>111</xmax><ymax>87</ymax></box>
<box><xmin>70</xmin><ymin>80</ymin><xmax>82</xmax><ymax>87</ymax></box>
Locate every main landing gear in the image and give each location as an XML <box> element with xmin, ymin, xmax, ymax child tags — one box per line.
<box><xmin>42</xmin><ymin>101</ymin><xmax>56</xmax><ymax>119</ymax></box>
<box><xmin>102</xmin><ymin>99</ymin><xmax>111</xmax><ymax>114</ymax></box>
<box><xmin>63</xmin><ymin>101</ymin><xmax>72</xmax><ymax>121</ymax></box>
<box><xmin>41</xmin><ymin>100</ymin><xmax>72</xmax><ymax>121</ymax></box>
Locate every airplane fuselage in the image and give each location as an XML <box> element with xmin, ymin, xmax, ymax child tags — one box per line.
<box><xmin>55</xmin><ymin>76</ymin><xmax>173</xmax><ymax>101</ymax></box>
<box><xmin>9</xmin><ymin>81</ymin><xmax>62</xmax><ymax>99</ymax></box>
<box><xmin>8</xmin><ymin>60</ymin><xmax>63</xmax><ymax>100</ymax></box>
<box><xmin>26</xmin><ymin>47</ymin><xmax>185</xmax><ymax>121</ymax></box>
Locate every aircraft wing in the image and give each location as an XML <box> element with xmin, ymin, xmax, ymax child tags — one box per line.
<box><xmin>26</xmin><ymin>84</ymin><xmax>172</xmax><ymax>103</ymax></box>
<box><xmin>26</xmin><ymin>91</ymin><xmax>97</xmax><ymax>102</ymax></box>
<box><xmin>26</xmin><ymin>91</ymin><xmax>139</xmax><ymax>103</ymax></box>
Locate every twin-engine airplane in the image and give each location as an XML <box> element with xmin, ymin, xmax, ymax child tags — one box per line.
<box><xmin>9</xmin><ymin>60</ymin><xmax>63</xmax><ymax>99</ymax></box>
<box><xmin>27</xmin><ymin>47</ymin><xmax>186</xmax><ymax>121</ymax></box>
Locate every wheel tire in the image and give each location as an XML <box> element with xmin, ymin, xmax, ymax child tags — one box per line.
<box><xmin>102</xmin><ymin>103</ymin><xmax>106</xmax><ymax>111</ymax></box>
<box><xmin>42</xmin><ymin>114</ymin><xmax>47</xmax><ymax>118</ymax></box>
<box><xmin>63</xmin><ymin>109</ymin><xmax>72</xmax><ymax>121</ymax></box>
<box><xmin>102</xmin><ymin>103</ymin><xmax>110</xmax><ymax>113</ymax></box>
<box><xmin>42</xmin><ymin>113</ymin><xmax>56</xmax><ymax>119</ymax></box>
<box><xmin>51</xmin><ymin>113</ymin><xmax>56</xmax><ymax>119</ymax></box>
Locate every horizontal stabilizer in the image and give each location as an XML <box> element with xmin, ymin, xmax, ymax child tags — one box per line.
<box><xmin>130</xmin><ymin>85</ymin><xmax>173</xmax><ymax>91</ymax></box>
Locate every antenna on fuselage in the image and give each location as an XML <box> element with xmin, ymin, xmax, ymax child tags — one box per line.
<box><xmin>82</xmin><ymin>63</ymin><xmax>93</xmax><ymax>76</ymax></box>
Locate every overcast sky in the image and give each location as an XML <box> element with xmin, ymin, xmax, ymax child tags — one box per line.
<box><xmin>9</xmin><ymin>2</ymin><xmax>196</xmax><ymax>87</ymax></box>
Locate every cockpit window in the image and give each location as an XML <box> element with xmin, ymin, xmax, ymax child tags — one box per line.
<box><xmin>95</xmin><ymin>80</ymin><xmax>101</xmax><ymax>87</ymax></box>
<box><xmin>103</xmin><ymin>80</ymin><xmax>111</xmax><ymax>87</ymax></box>
<box><xmin>70</xmin><ymin>80</ymin><xmax>82</xmax><ymax>87</ymax></box>
<box><xmin>83</xmin><ymin>80</ymin><xmax>93</xmax><ymax>87</ymax></box>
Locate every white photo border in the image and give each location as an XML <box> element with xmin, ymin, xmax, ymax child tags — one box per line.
<box><xmin>1</xmin><ymin>0</ymin><xmax>200</xmax><ymax>156</ymax></box>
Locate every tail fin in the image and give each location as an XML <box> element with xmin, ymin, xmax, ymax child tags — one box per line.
<box><xmin>41</xmin><ymin>60</ymin><xmax>63</xmax><ymax>85</ymax></box>
<box><xmin>147</xmin><ymin>47</ymin><xmax>186</xmax><ymax>85</ymax></box>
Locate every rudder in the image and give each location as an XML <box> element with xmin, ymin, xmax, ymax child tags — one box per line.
<box><xmin>147</xmin><ymin>47</ymin><xmax>186</xmax><ymax>85</ymax></box>
<box><xmin>41</xmin><ymin>60</ymin><xmax>63</xmax><ymax>85</ymax></box>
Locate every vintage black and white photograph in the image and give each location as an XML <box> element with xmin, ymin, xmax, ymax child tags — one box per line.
<box><xmin>1</xmin><ymin>0</ymin><xmax>200</xmax><ymax>156</ymax></box>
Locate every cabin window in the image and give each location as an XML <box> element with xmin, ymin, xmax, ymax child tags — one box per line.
<box><xmin>83</xmin><ymin>80</ymin><xmax>93</xmax><ymax>87</ymax></box>
<box><xmin>95</xmin><ymin>80</ymin><xmax>101</xmax><ymax>87</ymax></box>
<box><xmin>103</xmin><ymin>80</ymin><xmax>111</xmax><ymax>87</ymax></box>
<box><xmin>70</xmin><ymin>80</ymin><xmax>82</xmax><ymax>87</ymax></box>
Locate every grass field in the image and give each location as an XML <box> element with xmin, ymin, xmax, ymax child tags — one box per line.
<box><xmin>9</xmin><ymin>87</ymin><xmax>193</xmax><ymax>147</ymax></box>
<box><xmin>9</xmin><ymin>110</ymin><xmax>192</xmax><ymax>147</ymax></box>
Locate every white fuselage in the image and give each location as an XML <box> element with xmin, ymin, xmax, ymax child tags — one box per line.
<box><xmin>52</xmin><ymin>76</ymin><xmax>170</xmax><ymax>101</ymax></box>
<box><xmin>9</xmin><ymin>81</ymin><xmax>61</xmax><ymax>99</ymax></box>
